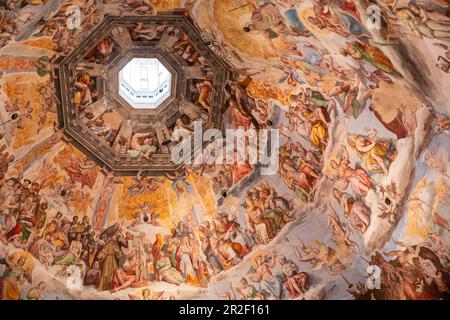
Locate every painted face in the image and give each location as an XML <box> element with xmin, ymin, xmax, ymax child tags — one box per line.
<box><xmin>176</xmin><ymin>181</ymin><xmax>186</xmax><ymax>193</ymax></box>
<box><xmin>18</xmin><ymin>257</ymin><xmax>26</xmax><ymax>266</ymax></box>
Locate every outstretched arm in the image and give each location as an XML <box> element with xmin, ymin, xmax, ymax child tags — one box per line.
<box><xmin>164</xmin><ymin>172</ymin><xmax>175</xmax><ymax>180</ymax></box>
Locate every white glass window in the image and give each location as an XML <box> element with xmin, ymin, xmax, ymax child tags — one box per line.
<box><xmin>119</xmin><ymin>58</ymin><xmax>172</xmax><ymax>109</ymax></box>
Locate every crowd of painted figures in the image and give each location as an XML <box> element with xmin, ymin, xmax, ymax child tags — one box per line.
<box><xmin>229</xmin><ymin>236</ymin><xmax>450</xmax><ymax>300</ymax></box>
<box><xmin>231</xmin><ymin>253</ymin><xmax>311</xmax><ymax>300</ymax></box>
<box><xmin>0</xmin><ymin>0</ymin><xmax>449</xmax><ymax>301</ymax></box>
<box><xmin>0</xmin><ymin>169</ymin><xmax>298</xmax><ymax>299</ymax></box>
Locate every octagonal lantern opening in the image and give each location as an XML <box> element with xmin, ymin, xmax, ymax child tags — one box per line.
<box><xmin>118</xmin><ymin>58</ymin><xmax>172</xmax><ymax>110</ymax></box>
<box><xmin>56</xmin><ymin>13</ymin><xmax>235</xmax><ymax>175</ymax></box>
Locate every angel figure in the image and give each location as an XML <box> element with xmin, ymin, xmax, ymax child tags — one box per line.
<box><xmin>327</xmin><ymin>203</ymin><xmax>360</xmax><ymax>255</ymax></box>
<box><xmin>128</xmin><ymin>289</ymin><xmax>164</xmax><ymax>300</ymax></box>
<box><xmin>128</xmin><ymin>170</ymin><xmax>161</xmax><ymax>196</ymax></box>
<box><xmin>165</xmin><ymin>169</ymin><xmax>193</xmax><ymax>198</ymax></box>
<box><xmin>292</xmin><ymin>240</ymin><xmax>346</xmax><ymax>276</ymax></box>
<box><xmin>330</xmin><ymin>146</ymin><xmax>373</xmax><ymax>197</ymax></box>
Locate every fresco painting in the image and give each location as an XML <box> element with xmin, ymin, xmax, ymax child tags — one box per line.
<box><xmin>0</xmin><ymin>0</ymin><xmax>449</xmax><ymax>301</ymax></box>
